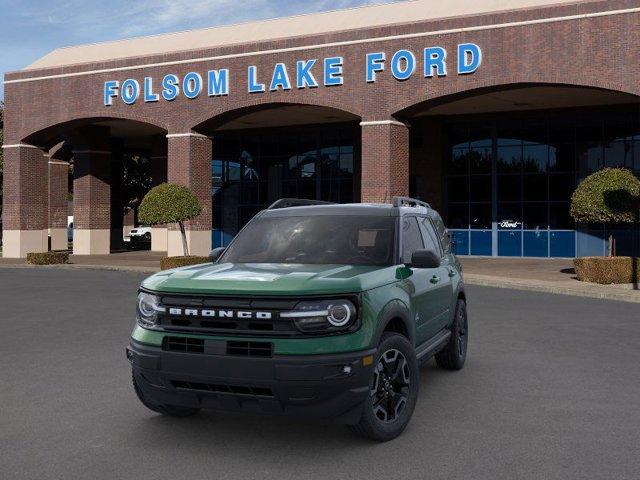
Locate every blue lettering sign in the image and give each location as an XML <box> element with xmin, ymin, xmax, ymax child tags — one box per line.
<box><xmin>208</xmin><ymin>69</ymin><xmax>229</xmax><ymax>96</ymax></box>
<box><xmin>183</xmin><ymin>72</ymin><xmax>203</xmax><ymax>99</ymax></box>
<box><xmin>121</xmin><ymin>79</ymin><xmax>140</xmax><ymax>105</ymax></box>
<box><xmin>458</xmin><ymin>43</ymin><xmax>482</xmax><ymax>74</ymax></box>
<box><xmin>324</xmin><ymin>57</ymin><xmax>343</xmax><ymax>86</ymax></box>
<box><xmin>424</xmin><ymin>47</ymin><xmax>447</xmax><ymax>77</ymax></box>
<box><xmin>101</xmin><ymin>45</ymin><xmax>483</xmax><ymax>106</ymax></box>
<box><xmin>296</xmin><ymin>60</ymin><xmax>318</xmax><ymax>89</ymax></box>
<box><xmin>162</xmin><ymin>74</ymin><xmax>179</xmax><ymax>101</ymax></box>
<box><xmin>366</xmin><ymin>52</ymin><xmax>385</xmax><ymax>83</ymax></box>
<box><xmin>270</xmin><ymin>63</ymin><xmax>292</xmax><ymax>91</ymax></box>
<box><xmin>104</xmin><ymin>80</ymin><xmax>119</xmax><ymax>106</ymax></box>
<box><xmin>390</xmin><ymin>50</ymin><xmax>416</xmax><ymax>81</ymax></box>
<box><xmin>248</xmin><ymin>66</ymin><xmax>265</xmax><ymax>93</ymax></box>
<box><xmin>144</xmin><ymin>77</ymin><xmax>159</xmax><ymax>102</ymax></box>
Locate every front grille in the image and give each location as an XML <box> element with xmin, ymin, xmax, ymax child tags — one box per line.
<box><xmin>163</xmin><ymin>336</ymin><xmax>204</xmax><ymax>353</ymax></box>
<box><xmin>158</xmin><ymin>295</ymin><xmax>299</xmax><ymax>336</ymax></box>
<box><xmin>171</xmin><ymin>380</ymin><xmax>274</xmax><ymax>398</ymax></box>
<box><xmin>227</xmin><ymin>341</ymin><xmax>273</xmax><ymax>357</ymax></box>
<box><xmin>155</xmin><ymin>293</ymin><xmax>360</xmax><ymax>337</ymax></box>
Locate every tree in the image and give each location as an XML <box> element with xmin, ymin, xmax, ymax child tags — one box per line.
<box><xmin>138</xmin><ymin>183</ymin><xmax>202</xmax><ymax>256</ymax></box>
<box><xmin>570</xmin><ymin>168</ymin><xmax>640</xmax><ymax>256</ymax></box>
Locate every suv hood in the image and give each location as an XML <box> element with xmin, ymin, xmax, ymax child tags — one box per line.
<box><xmin>142</xmin><ymin>262</ymin><xmax>397</xmax><ymax>296</ymax></box>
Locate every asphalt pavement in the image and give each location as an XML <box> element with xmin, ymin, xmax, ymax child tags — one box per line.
<box><xmin>1</xmin><ymin>268</ymin><xmax>639</xmax><ymax>480</ymax></box>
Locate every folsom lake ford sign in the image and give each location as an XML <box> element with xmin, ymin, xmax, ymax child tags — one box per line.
<box><xmin>103</xmin><ymin>43</ymin><xmax>482</xmax><ymax>106</ymax></box>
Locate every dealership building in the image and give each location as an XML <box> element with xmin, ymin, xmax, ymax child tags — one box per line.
<box><xmin>3</xmin><ymin>0</ymin><xmax>640</xmax><ymax>258</ymax></box>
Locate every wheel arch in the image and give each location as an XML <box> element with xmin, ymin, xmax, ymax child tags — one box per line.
<box><xmin>372</xmin><ymin>300</ymin><xmax>415</xmax><ymax>347</ymax></box>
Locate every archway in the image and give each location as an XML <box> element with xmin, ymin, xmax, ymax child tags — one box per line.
<box><xmin>194</xmin><ymin>103</ymin><xmax>361</xmax><ymax>247</ymax></box>
<box><xmin>22</xmin><ymin>118</ymin><xmax>167</xmax><ymax>255</ymax></box>
<box><xmin>396</xmin><ymin>84</ymin><xmax>640</xmax><ymax>258</ymax></box>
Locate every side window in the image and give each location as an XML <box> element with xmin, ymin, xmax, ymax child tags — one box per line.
<box><xmin>432</xmin><ymin>214</ymin><xmax>451</xmax><ymax>254</ymax></box>
<box><xmin>418</xmin><ymin>217</ymin><xmax>443</xmax><ymax>257</ymax></box>
<box><xmin>402</xmin><ymin>217</ymin><xmax>424</xmax><ymax>264</ymax></box>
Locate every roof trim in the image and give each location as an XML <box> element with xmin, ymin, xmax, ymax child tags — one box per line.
<box><xmin>5</xmin><ymin>5</ymin><xmax>639</xmax><ymax>85</ymax></box>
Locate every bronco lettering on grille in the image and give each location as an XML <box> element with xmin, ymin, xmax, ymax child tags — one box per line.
<box><xmin>168</xmin><ymin>308</ymin><xmax>273</xmax><ymax>320</ymax></box>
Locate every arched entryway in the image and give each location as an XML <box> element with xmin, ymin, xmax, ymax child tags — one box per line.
<box><xmin>194</xmin><ymin>103</ymin><xmax>361</xmax><ymax>247</ymax></box>
<box><xmin>396</xmin><ymin>84</ymin><xmax>640</xmax><ymax>258</ymax></box>
<box><xmin>3</xmin><ymin>117</ymin><xmax>167</xmax><ymax>257</ymax></box>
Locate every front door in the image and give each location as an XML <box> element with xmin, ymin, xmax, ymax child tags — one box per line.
<box><xmin>401</xmin><ymin>216</ymin><xmax>449</xmax><ymax>345</ymax></box>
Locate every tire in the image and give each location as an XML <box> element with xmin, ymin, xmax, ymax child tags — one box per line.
<box><xmin>350</xmin><ymin>333</ymin><xmax>420</xmax><ymax>442</ymax></box>
<box><xmin>132</xmin><ymin>371</ymin><xmax>200</xmax><ymax>418</ymax></box>
<box><xmin>435</xmin><ymin>298</ymin><xmax>468</xmax><ymax>371</ymax></box>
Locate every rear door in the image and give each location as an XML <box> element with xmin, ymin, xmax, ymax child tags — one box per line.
<box><xmin>417</xmin><ymin>216</ymin><xmax>453</xmax><ymax>339</ymax></box>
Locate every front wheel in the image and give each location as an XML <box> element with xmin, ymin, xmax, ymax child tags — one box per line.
<box><xmin>350</xmin><ymin>333</ymin><xmax>419</xmax><ymax>441</ymax></box>
<box><xmin>435</xmin><ymin>298</ymin><xmax>468</xmax><ymax>370</ymax></box>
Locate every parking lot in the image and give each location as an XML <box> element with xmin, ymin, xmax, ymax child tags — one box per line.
<box><xmin>1</xmin><ymin>268</ymin><xmax>639</xmax><ymax>480</ymax></box>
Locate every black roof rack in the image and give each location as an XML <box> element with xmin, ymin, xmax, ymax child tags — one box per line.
<box><xmin>392</xmin><ymin>196</ymin><xmax>431</xmax><ymax>209</ymax></box>
<box><xmin>267</xmin><ymin>198</ymin><xmax>336</xmax><ymax>210</ymax></box>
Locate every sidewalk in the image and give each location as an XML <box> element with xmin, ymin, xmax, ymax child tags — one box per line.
<box><xmin>1</xmin><ymin>251</ymin><xmax>639</xmax><ymax>303</ymax></box>
<box><xmin>460</xmin><ymin>257</ymin><xmax>640</xmax><ymax>303</ymax></box>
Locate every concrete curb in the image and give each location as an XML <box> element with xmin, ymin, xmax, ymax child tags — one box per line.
<box><xmin>464</xmin><ymin>273</ymin><xmax>640</xmax><ymax>304</ymax></box>
<box><xmin>0</xmin><ymin>263</ymin><xmax>160</xmax><ymax>274</ymax></box>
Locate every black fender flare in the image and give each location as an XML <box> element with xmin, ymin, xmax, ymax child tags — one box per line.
<box><xmin>371</xmin><ymin>299</ymin><xmax>415</xmax><ymax>347</ymax></box>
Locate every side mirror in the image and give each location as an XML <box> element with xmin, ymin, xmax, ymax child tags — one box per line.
<box><xmin>409</xmin><ymin>249</ymin><xmax>441</xmax><ymax>269</ymax></box>
<box><xmin>209</xmin><ymin>247</ymin><xmax>226</xmax><ymax>263</ymax></box>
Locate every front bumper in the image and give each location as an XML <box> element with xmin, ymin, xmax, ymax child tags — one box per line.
<box><xmin>128</xmin><ymin>340</ymin><xmax>376</xmax><ymax>424</ymax></box>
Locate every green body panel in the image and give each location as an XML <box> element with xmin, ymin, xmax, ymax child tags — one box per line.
<box><xmin>133</xmin><ymin>259</ymin><xmax>464</xmax><ymax>356</ymax></box>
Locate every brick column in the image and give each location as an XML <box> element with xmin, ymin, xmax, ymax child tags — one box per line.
<box><xmin>1</xmin><ymin>144</ymin><xmax>49</xmax><ymax>258</ymax></box>
<box><xmin>166</xmin><ymin>132</ymin><xmax>212</xmax><ymax>257</ymax></box>
<box><xmin>72</xmin><ymin>127</ymin><xmax>112</xmax><ymax>255</ymax></box>
<box><xmin>150</xmin><ymin>134</ymin><xmax>168</xmax><ymax>252</ymax></box>
<box><xmin>48</xmin><ymin>144</ymin><xmax>69</xmax><ymax>251</ymax></box>
<box><xmin>360</xmin><ymin>120</ymin><xmax>410</xmax><ymax>203</ymax></box>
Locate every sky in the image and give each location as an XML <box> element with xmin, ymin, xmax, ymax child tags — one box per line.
<box><xmin>0</xmin><ymin>0</ymin><xmax>400</xmax><ymax>100</ymax></box>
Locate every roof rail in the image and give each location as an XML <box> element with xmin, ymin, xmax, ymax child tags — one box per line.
<box><xmin>267</xmin><ymin>198</ymin><xmax>336</xmax><ymax>210</ymax></box>
<box><xmin>392</xmin><ymin>196</ymin><xmax>431</xmax><ymax>209</ymax></box>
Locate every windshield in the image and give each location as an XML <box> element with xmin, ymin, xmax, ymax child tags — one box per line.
<box><xmin>220</xmin><ymin>215</ymin><xmax>397</xmax><ymax>266</ymax></box>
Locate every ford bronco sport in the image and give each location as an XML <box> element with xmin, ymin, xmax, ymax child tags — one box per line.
<box><xmin>127</xmin><ymin>197</ymin><xmax>468</xmax><ymax>441</ymax></box>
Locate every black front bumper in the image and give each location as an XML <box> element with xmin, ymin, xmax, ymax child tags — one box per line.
<box><xmin>128</xmin><ymin>340</ymin><xmax>376</xmax><ymax>424</ymax></box>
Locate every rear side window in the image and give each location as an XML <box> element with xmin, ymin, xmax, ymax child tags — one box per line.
<box><xmin>432</xmin><ymin>214</ymin><xmax>451</xmax><ymax>253</ymax></box>
<box><xmin>419</xmin><ymin>217</ymin><xmax>443</xmax><ymax>257</ymax></box>
<box><xmin>401</xmin><ymin>217</ymin><xmax>424</xmax><ymax>264</ymax></box>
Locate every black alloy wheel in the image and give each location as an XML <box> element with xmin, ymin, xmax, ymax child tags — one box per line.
<box><xmin>350</xmin><ymin>333</ymin><xmax>419</xmax><ymax>441</ymax></box>
<box><xmin>371</xmin><ymin>349</ymin><xmax>411</xmax><ymax>423</ymax></box>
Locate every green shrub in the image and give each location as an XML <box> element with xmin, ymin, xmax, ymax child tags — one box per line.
<box><xmin>27</xmin><ymin>251</ymin><xmax>69</xmax><ymax>265</ymax></box>
<box><xmin>574</xmin><ymin>256</ymin><xmax>640</xmax><ymax>284</ymax></box>
<box><xmin>570</xmin><ymin>168</ymin><xmax>640</xmax><ymax>256</ymax></box>
<box><xmin>571</xmin><ymin>168</ymin><xmax>640</xmax><ymax>224</ymax></box>
<box><xmin>160</xmin><ymin>256</ymin><xmax>210</xmax><ymax>271</ymax></box>
<box><xmin>139</xmin><ymin>183</ymin><xmax>202</xmax><ymax>256</ymax></box>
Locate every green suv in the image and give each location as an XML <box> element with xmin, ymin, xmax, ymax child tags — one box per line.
<box><xmin>127</xmin><ymin>197</ymin><xmax>468</xmax><ymax>441</ymax></box>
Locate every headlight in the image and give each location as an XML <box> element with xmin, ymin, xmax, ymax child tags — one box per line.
<box><xmin>281</xmin><ymin>299</ymin><xmax>357</xmax><ymax>334</ymax></box>
<box><xmin>136</xmin><ymin>292</ymin><xmax>165</xmax><ymax>328</ymax></box>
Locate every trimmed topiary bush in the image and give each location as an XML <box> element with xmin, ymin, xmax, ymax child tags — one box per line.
<box><xmin>139</xmin><ymin>183</ymin><xmax>202</xmax><ymax>256</ymax></box>
<box><xmin>160</xmin><ymin>256</ymin><xmax>210</xmax><ymax>271</ymax></box>
<box><xmin>574</xmin><ymin>256</ymin><xmax>640</xmax><ymax>284</ymax></box>
<box><xmin>570</xmin><ymin>168</ymin><xmax>640</xmax><ymax>256</ymax></box>
<box><xmin>27</xmin><ymin>251</ymin><xmax>69</xmax><ymax>265</ymax></box>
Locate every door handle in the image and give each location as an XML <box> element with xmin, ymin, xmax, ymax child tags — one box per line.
<box><xmin>448</xmin><ymin>269</ymin><xmax>456</xmax><ymax>278</ymax></box>
<box><xmin>430</xmin><ymin>275</ymin><xmax>441</xmax><ymax>284</ymax></box>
